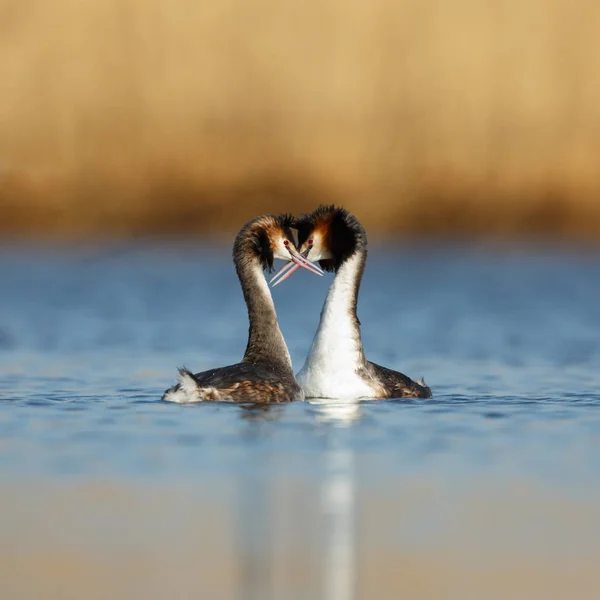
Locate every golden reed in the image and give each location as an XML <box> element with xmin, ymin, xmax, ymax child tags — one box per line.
<box><xmin>1</xmin><ymin>0</ymin><xmax>599</xmax><ymax>238</ymax></box>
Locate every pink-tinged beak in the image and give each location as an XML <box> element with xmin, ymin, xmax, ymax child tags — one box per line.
<box><xmin>270</xmin><ymin>262</ymin><xmax>301</xmax><ymax>287</ymax></box>
<box><xmin>270</xmin><ymin>247</ymin><xmax>323</xmax><ymax>287</ymax></box>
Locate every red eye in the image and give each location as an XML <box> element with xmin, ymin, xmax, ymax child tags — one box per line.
<box><xmin>283</xmin><ymin>239</ymin><xmax>289</xmax><ymax>246</ymax></box>
<box><xmin>308</xmin><ymin>239</ymin><xmax>313</xmax><ymax>246</ymax></box>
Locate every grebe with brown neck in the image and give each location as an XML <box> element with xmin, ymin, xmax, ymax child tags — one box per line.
<box><xmin>162</xmin><ymin>214</ymin><xmax>323</xmax><ymax>403</ymax></box>
<box><xmin>272</xmin><ymin>205</ymin><xmax>431</xmax><ymax>400</ymax></box>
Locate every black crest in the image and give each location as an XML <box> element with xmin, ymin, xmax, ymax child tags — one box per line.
<box><xmin>295</xmin><ymin>205</ymin><xmax>366</xmax><ymax>272</ymax></box>
<box><xmin>276</xmin><ymin>213</ymin><xmax>296</xmax><ymax>253</ymax></box>
<box><xmin>254</xmin><ymin>227</ymin><xmax>274</xmax><ymax>271</ymax></box>
<box><xmin>233</xmin><ymin>213</ymin><xmax>295</xmax><ymax>273</ymax></box>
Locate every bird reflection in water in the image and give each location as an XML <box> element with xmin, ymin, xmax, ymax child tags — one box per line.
<box><xmin>313</xmin><ymin>399</ymin><xmax>358</xmax><ymax>600</ymax></box>
<box><xmin>308</xmin><ymin>398</ymin><xmax>362</xmax><ymax>426</ymax></box>
<box><xmin>238</xmin><ymin>403</ymin><xmax>285</xmax><ymax>423</ymax></box>
<box><xmin>235</xmin><ymin>399</ymin><xmax>358</xmax><ymax>600</ymax></box>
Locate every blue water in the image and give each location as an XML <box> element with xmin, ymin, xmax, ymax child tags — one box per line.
<box><xmin>2</xmin><ymin>240</ymin><xmax>600</xmax><ymax>599</ymax></box>
<box><xmin>1</xmin><ymin>240</ymin><xmax>599</xmax><ymax>485</ymax></box>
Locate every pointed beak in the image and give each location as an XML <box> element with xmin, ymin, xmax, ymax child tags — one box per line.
<box><xmin>270</xmin><ymin>261</ymin><xmax>301</xmax><ymax>286</ymax></box>
<box><xmin>270</xmin><ymin>246</ymin><xmax>323</xmax><ymax>287</ymax></box>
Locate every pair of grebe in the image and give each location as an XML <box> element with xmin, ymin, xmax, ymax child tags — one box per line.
<box><xmin>162</xmin><ymin>206</ymin><xmax>431</xmax><ymax>403</ymax></box>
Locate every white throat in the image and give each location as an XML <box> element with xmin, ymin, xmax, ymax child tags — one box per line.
<box><xmin>297</xmin><ymin>253</ymin><xmax>374</xmax><ymax>399</ymax></box>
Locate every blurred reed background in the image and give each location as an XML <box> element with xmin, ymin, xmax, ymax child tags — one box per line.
<box><xmin>1</xmin><ymin>0</ymin><xmax>599</xmax><ymax>238</ymax></box>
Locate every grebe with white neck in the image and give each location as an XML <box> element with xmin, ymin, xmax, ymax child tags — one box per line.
<box><xmin>271</xmin><ymin>205</ymin><xmax>431</xmax><ymax>400</ymax></box>
<box><xmin>162</xmin><ymin>214</ymin><xmax>323</xmax><ymax>403</ymax></box>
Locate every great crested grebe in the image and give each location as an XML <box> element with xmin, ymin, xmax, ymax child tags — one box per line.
<box><xmin>271</xmin><ymin>205</ymin><xmax>431</xmax><ymax>400</ymax></box>
<box><xmin>162</xmin><ymin>214</ymin><xmax>323</xmax><ymax>403</ymax></box>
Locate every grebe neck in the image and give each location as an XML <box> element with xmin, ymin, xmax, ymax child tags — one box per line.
<box><xmin>235</xmin><ymin>256</ymin><xmax>292</xmax><ymax>369</ymax></box>
<box><xmin>302</xmin><ymin>248</ymin><xmax>367</xmax><ymax>370</ymax></box>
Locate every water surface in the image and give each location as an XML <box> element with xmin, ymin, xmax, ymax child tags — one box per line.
<box><xmin>1</xmin><ymin>241</ymin><xmax>599</xmax><ymax>599</ymax></box>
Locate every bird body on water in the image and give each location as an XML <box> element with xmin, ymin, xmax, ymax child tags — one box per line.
<box><xmin>272</xmin><ymin>205</ymin><xmax>432</xmax><ymax>400</ymax></box>
<box><xmin>162</xmin><ymin>214</ymin><xmax>323</xmax><ymax>404</ymax></box>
